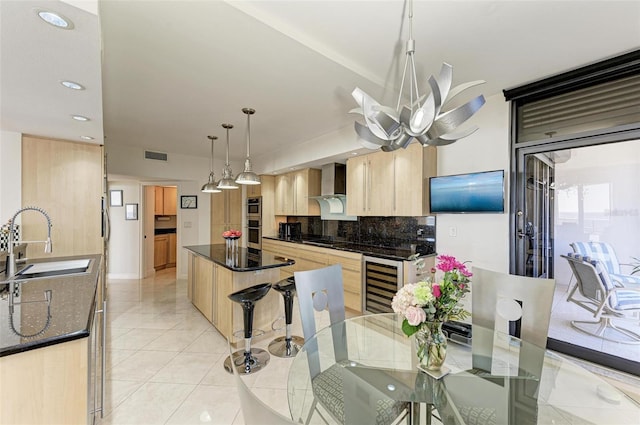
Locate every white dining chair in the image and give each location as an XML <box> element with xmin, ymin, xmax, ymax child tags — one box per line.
<box><xmin>438</xmin><ymin>267</ymin><xmax>556</xmax><ymax>425</ymax></box>
<box><xmin>294</xmin><ymin>264</ymin><xmax>408</xmax><ymax>425</ymax></box>
<box><xmin>228</xmin><ymin>340</ymin><xmax>296</xmax><ymax>425</ymax></box>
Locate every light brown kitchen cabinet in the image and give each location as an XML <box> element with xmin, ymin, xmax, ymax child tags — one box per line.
<box><xmin>0</xmin><ymin>338</ymin><xmax>88</xmax><ymax>424</ymax></box>
<box><xmin>155</xmin><ymin>233</ymin><xmax>177</xmax><ymax>270</ymax></box>
<box><xmin>168</xmin><ymin>233</ymin><xmax>177</xmax><ymax>266</ymax></box>
<box><xmin>246</xmin><ymin>183</ymin><xmax>261</xmax><ymax>197</ymax></box>
<box><xmin>154</xmin><ymin>186</ymin><xmax>177</xmax><ymax>215</ymax></box>
<box><xmin>154</xmin><ymin>234</ymin><xmax>169</xmax><ymax>270</ymax></box>
<box><xmin>21</xmin><ymin>136</ymin><xmax>102</xmax><ymax>258</ymax></box>
<box><xmin>210</xmin><ymin>189</ymin><xmax>242</xmax><ymax>243</ymax></box>
<box><xmin>346</xmin><ymin>143</ymin><xmax>436</xmax><ymax>216</ymax></box>
<box><xmin>192</xmin><ymin>255</ymin><xmax>214</xmax><ymax>322</ymax></box>
<box><xmin>187</xmin><ymin>253</ymin><xmax>281</xmax><ymax>343</ymax></box>
<box><xmin>274</xmin><ymin>168</ymin><xmax>321</xmax><ymax>216</ymax></box>
<box><xmin>261</xmin><ymin>238</ymin><xmax>363</xmax><ymax>313</ymax></box>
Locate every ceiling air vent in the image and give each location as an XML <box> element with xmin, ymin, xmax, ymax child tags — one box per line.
<box><xmin>144</xmin><ymin>150</ymin><xmax>168</xmax><ymax>161</ymax></box>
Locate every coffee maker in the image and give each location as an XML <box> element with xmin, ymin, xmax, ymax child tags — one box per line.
<box><xmin>279</xmin><ymin>222</ymin><xmax>301</xmax><ymax>241</ymax></box>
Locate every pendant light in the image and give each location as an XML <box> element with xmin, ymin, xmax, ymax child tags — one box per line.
<box><xmin>217</xmin><ymin>123</ymin><xmax>239</xmax><ymax>190</ymax></box>
<box><xmin>201</xmin><ymin>135</ymin><xmax>221</xmax><ymax>193</ymax></box>
<box><xmin>235</xmin><ymin>107</ymin><xmax>261</xmax><ymax>185</ymax></box>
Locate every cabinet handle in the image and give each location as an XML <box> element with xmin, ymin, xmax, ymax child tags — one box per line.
<box><xmin>367</xmin><ymin>160</ymin><xmax>371</xmax><ymax>211</ymax></box>
<box><xmin>362</xmin><ymin>161</ymin><xmax>366</xmax><ymax>212</ymax></box>
<box><xmin>393</xmin><ymin>155</ymin><xmax>397</xmax><ymax>211</ymax></box>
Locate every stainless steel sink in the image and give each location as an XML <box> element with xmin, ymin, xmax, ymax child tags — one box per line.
<box><xmin>14</xmin><ymin>258</ymin><xmax>92</xmax><ymax>280</ymax></box>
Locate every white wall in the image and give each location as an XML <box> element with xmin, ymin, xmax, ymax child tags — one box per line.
<box><xmin>107</xmin><ymin>180</ymin><xmax>141</xmax><ymax>279</ymax></box>
<box><xmin>105</xmin><ymin>143</ymin><xmax>219</xmax><ymax>279</ymax></box>
<box><xmin>105</xmin><ymin>95</ymin><xmax>512</xmax><ymax>281</ymax></box>
<box><xmin>0</xmin><ymin>131</ymin><xmax>22</xmax><ymax>222</ymax></box>
<box><xmin>433</xmin><ymin>93</ymin><xmax>511</xmax><ymax>274</ymax></box>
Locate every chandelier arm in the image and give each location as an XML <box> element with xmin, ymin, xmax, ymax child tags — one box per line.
<box><xmin>410</xmin><ymin>52</ymin><xmax>421</xmax><ymax>108</ymax></box>
<box><xmin>396</xmin><ymin>54</ymin><xmax>411</xmax><ymax>112</ymax></box>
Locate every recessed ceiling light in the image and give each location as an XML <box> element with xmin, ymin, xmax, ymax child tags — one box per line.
<box><xmin>36</xmin><ymin>9</ymin><xmax>74</xmax><ymax>29</ymax></box>
<box><xmin>61</xmin><ymin>81</ymin><xmax>84</xmax><ymax>90</ymax></box>
<box><xmin>351</xmin><ymin>152</ymin><xmax>358</xmax><ymax>155</ymax></box>
<box><xmin>71</xmin><ymin>115</ymin><xmax>90</xmax><ymax>121</ymax></box>
<box><xmin>80</xmin><ymin>136</ymin><xmax>94</xmax><ymax>140</ymax></box>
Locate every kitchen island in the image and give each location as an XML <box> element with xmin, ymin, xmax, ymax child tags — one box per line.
<box><xmin>0</xmin><ymin>253</ymin><xmax>103</xmax><ymax>425</ymax></box>
<box><xmin>184</xmin><ymin>244</ymin><xmax>294</xmax><ymax>343</ymax></box>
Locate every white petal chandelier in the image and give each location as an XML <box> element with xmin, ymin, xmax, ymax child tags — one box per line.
<box><xmin>351</xmin><ymin>0</ymin><xmax>486</xmax><ymax>152</ymax></box>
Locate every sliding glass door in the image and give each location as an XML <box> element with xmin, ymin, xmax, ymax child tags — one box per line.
<box><xmin>513</xmin><ymin>139</ymin><xmax>640</xmax><ymax>374</ymax></box>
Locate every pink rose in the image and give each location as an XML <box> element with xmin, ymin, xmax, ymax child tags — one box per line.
<box><xmin>432</xmin><ymin>284</ymin><xmax>441</xmax><ymax>298</ymax></box>
<box><xmin>405</xmin><ymin>306</ymin><xmax>427</xmax><ymax>326</ymax></box>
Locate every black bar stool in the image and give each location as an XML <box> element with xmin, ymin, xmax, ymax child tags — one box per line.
<box><xmin>268</xmin><ymin>276</ymin><xmax>304</xmax><ymax>358</ymax></box>
<box><xmin>223</xmin><ymin>282</ymin><xmax>272</xmax><ymax>374</ymax></box>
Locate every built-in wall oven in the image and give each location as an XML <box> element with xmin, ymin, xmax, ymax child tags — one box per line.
<box><xmin>363</xmin><ymin>256</ymin><xmax>404</xmax><ymax>313</ymax></box>
<box><xmin>247</xmin><ymin>197</ymin><xmax>261</xmax><ymax>216</ymax></box>
<box><xmin>247</xmin><ymin>197</ymin><xmax>262</xmax><ymax>250</ymax></box>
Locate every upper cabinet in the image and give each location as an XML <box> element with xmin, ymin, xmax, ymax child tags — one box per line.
<box><xmin>154</xmin><ymin>186</ymin><xmax>177</xmax><ymax>215</ymax></box>
<box><xmin>275</xmin><ymin>168</ymin><xmax>321</xmax><ymax>216</ymax></box>
<box><xmin>210</xmin><ymin>189</ymin><xmax>242</xmax><ymax>243</ymax></box>
<box><xmin>246</xmin><ymin>184</ymin><xmax>261</xmax><ymax>198</ymax></box>
<box><xmin>346</xmin><ymin>143</ymin><xmax>437</xmax><ymax>216</ymax></box>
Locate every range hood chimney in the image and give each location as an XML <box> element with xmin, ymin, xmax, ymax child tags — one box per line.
<box><xmin>311</xmin><ymin>163</ymin><xmax>357</xmax><ymax>221</ymax></box>
<box><xmin>321</xmin><ymin>163</ymin><xmax>346</xmax><ymax>196</ymax></box>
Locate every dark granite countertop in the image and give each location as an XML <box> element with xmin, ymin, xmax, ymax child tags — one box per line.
<box><xmin>263</xmin><ymin>236</ymin><xmax>435</xmax><ymax>261</ymax></box>
<box><xmin>184</xmin><ymin>245</ymin><xmax>294</xmax><ymax>271</ymax></box>
<box><xmin>0</xmin><ymin>254</ymin><xmax>102</xmax><ymax>357</ymax></box>
<box><xmin>155</xmin><ymin>228</ymin><xmax>177</xmax><ymax>235</ymax></box>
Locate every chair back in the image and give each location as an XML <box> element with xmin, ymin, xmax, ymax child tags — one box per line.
<box><xmin>294</xmin><ymin>264</ymin><xmax>347</xmax><ymax>378</ymax></box>
<box><xmin>571</xmin><ymin>242</ymin><xmax>621</xmax><ymax>274</ymax></box>
<box><xmin>471</xmin><ymin>267</ymin><xmax>555</xmax><ymax>377</ymax></box>
<box><xmin>228</xmin><ymin>341</ymin><xmax>296</xmax><ymax>425</ymax></box>
<box><xmin>563</xmin><ymin>254</ymin><xmax>618</xmax><ymax>311</ymax></box>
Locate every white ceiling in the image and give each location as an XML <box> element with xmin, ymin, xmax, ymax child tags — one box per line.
<box><xmin>2</xmin><ymin>1</ymin><xmax>640</xmax><ymax>174</ymax></box>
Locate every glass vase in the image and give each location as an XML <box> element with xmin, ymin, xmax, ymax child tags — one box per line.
<box><xmin>415</xmin><ymin>321</ymin><xmax>447</xmax><ymax>371</ymax></box>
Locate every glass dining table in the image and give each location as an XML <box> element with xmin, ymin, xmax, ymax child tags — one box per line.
<box><xmin>286</xmin><ymin>313</ymin><xmax>639</xmax><ymax>425</ymax></box>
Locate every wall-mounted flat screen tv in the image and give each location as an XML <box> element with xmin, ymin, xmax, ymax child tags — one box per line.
<box><xmin>429</xmin><ymin>170</ymin><xmax>505</xmax><ymax>213</ymax></box>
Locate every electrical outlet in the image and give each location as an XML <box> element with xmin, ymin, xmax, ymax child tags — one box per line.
<box><xmin>449</xmin><ymin>227</ymin><xmax>457</xmax><ymax>237</ymax></box>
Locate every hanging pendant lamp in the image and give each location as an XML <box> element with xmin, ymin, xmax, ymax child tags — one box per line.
<box><xmin>201</xmin><ymin>135</ymin><xmax>221</xmax><ymax>193</ymax></box>
<box><xmin>235</xmin><ymin>107</ymin><xmax>261</xmax><ymax>185</ymax></box>
<box><xmin>217</xmin><ymin>123</ymin><xmax>239</xmax><ymax>190</ymax></box>
<box><xmin>350</xmin><ymin>0</ymin><xmax>485</xmax><ymax>152</ymax></box>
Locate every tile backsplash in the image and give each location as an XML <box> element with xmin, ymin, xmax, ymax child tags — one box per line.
<box><xmin>286</xmin><ymin>216</ymin><xmax>436</xmax><ymax>253</ymax></box>
<box><xmin>0</xmin><ymin>224</ymin><xmax>19</xmax><ymax>252</ymax></box>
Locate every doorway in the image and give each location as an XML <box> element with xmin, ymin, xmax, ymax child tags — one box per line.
<box><xmin>513</xmin><ymin>139</ymin><xmax>640</xmax><ymax>374</ymax></box>
<box><xmin>142</xmin><ymin>185</ymin><xmax>177</xmax><ymax>278</ymax></box>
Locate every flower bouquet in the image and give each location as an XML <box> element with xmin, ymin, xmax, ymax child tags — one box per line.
<box><xmin>391</xmin><ymin>254</ymin><xmax>471</xmax><ymax>372</ymax></box>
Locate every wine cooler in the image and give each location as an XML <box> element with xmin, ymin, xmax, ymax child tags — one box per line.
<box><xmin>363</xmin><ymin>256</ymin><xmax>404</xmax><ymax>313</ymax></box>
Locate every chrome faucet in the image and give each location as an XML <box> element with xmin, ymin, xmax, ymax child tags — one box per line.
<box><xmin>7</xmin><ymin>206</ymin><xmax>53</xmax><ymax>276</ymax></box>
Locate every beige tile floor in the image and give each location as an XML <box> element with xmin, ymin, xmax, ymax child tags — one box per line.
<box><xmin>98</xmin><ymin>268</ymin><xmax>639</xmax><ymax>425</ymax></box>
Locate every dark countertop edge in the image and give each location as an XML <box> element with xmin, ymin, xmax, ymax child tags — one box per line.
<box><xmin>220</xmin><ymin>261</ymin><xmax>295</xmax><ymax>272</ymax></box>
<box><xmin>262</xmin><ymin>236</ymin><xmax>436</xmax><ymax>261</ymax></box>
<box><xmin>183</xmin><ymin>245</ymin><xmax>294</xmax><ymax>272</ymax></box>
<box><xmin>0</xmin><ymin>330</ymin><xmax>89</xmax><ymax>357</ymax></box>
<box><xmin>0</xmin><ymin>254</ymin><xmax>102</xmax><ymax>358</ymax></box>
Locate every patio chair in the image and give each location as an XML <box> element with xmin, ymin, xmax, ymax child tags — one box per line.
<box><xmin>294</xmin><ymin>264</ymin><xmax>409</xmax><ymax>425</ymax></box>
<box><xmin>570</xmin><ymin>242</ymin><xmax>640</xmax><ymax>286</ymax></box>
<box><xmin>562</xmin><ymin>254</ymin><xmax>640</xmax><ymax>344</ymax></box>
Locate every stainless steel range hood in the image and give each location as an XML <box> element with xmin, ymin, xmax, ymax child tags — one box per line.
<box><xmin>310</xmin><ymin>163</ymin><xmax>357</xmax><ymax>221</ymax></box>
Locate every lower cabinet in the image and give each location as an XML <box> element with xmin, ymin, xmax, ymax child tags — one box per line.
<box><xmin>261</xmin><ymin>238</ymin><xmax>363</xmax><ymax>313</ymax></box>
<box><xmin>0</xmin><ymin>338</ymin><xmax>89</xmax><ymax>424</ymax></box>
<box><xmin>192</xmin><ymin>255</ymin><xmax>214</xmax><ymax>322</ymax></box>
<box><xmin>188</xmin><ymin>253</ymin><xmax>281</xmax><ymax>343</ymax></box>
<box><xmin>154</xmin><ymin>233</ymin><xmax>177</xmax><ymax>270</ymax></box>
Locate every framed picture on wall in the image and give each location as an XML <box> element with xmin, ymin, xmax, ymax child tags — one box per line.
<box><xmin>125</xmin><ymin>203</ymin><xmax>138</xmax><ymax>220</ymax></box>
<box><xmin>180</xmin><ymin>195</ymin><xmax>197</xmax><ymax>209</ymax></box>
<box><xmin>110</xmin><ymin>190</ymin><xmax>123</xmax><ymax>207</ymax></box>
